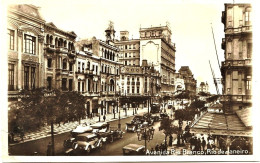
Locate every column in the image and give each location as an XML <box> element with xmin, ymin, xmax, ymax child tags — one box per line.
<box><xmin>17</xmin><ymin>29</ymin><xmax>23</xmax><ymax>90</ymax></box>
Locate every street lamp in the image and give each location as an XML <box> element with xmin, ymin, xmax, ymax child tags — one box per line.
<box><xmin>136</xmin><ymin>124</ymin><xmax>155</xmax><ymax>153</ymax></box>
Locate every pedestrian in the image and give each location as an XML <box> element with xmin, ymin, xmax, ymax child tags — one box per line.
<box><xmin>190</xmin><ymin>136</ymin><xmax>194</xmax><ymax>150</ymax></box>
<box><xmin>197</xmin><ymin>138</ymin><xmax>201</xmax><ymax>151</ymax></box>
<box><xmin>20</xmin><ymin>130</ymin><xmax>24</xmax><ymax>142</ymax></box>
<box><xmin>155</xmin><ymin>143</ymin><xmax>159</xmax><ymax>153</ymax></box>
<box><xmin>103</xmin><ymin>115</ymin><xmax>106</xmax><ymax>122</ymax></box>
<box><xmin>169</xmin><ymin>134</ymin><xmax>173</xmax><ymax>147</ymax></box>
<box><xmin>150</xmin><ymin>147</ymin><xmax>154</xmax><ymax>155</ymax></box>
<box><xmin>47</xmin><ymin>142</ymin><xmax>52</xmax><ymax>156</ymax></box>
<box><xmin>202</xmin><ymin>137</ymin><xmax>206</xmax><ymax>151</ymax></box>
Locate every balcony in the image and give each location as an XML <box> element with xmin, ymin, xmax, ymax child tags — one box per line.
<box><xmin>84</xmin><ymin>69</ymin><xmax>94</xmax><ymax>76</ymax></box>
<box><xmin>44</xmin><ymin>44</ymin><xmax>56</xmax><ymax>52</ymax></box>
<box><xmin>126</xmin><ymin>93</ymin><xmax>142</xmax><ymax>96</ymax></box>
<box><xmin>221</xmin><ymin>38</ymin><xmax>226</xmax><ymax>50</ymax></box>
<box><xmin>68</xmin><ymin>50</ymin><xmax>76</xmax><ymax>57</ymax></box>
<box><xmin>221</xmin><ymin>59</ymin><xmax>252</xmax><ymax>68</ymax></box>
<box><xmin>56</xmin><ymin>47</ymin><xmax>68</xmax><ymax>54</ymax></box>
<box><xmin>221</xmin><ymin>95</ymin><xmax>252</xmax><ymax>103</ymax></box>
<box><xmin>84</xmin><ymin>91</ymin><xmax>100</xmax><ymax>97</ymax></box>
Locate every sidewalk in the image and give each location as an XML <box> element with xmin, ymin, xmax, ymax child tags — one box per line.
<box><xmin>10</xmin><ymin>107</ymin><xmax>148</xmax><ymax>146</ymax></box>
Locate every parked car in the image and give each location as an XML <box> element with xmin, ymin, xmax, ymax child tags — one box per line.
<box><xmin>122</xmin><ymin>144</ymin><xmax>146</xmax><ymax>155</ymax></box>
<box><xmin>72</xmin><ymin>133</ymin><xmax>103</xmax><ymax>154</ymax></box>
<box><xmin>125</xmin><ymin>122</ymin><xmax>139</xmax><ymax>132</ymax></box>
<box><xmin>90</xmin><ymin>122</ymin><xmax>110</xmax><ymax>143</ymax></box>
<box><xmin>71</xmin><ymin>123</ymin><xmax>93</xmax><ymax>137</ymax></box>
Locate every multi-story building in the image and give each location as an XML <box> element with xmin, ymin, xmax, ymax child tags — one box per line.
<box><xmin>178</xmin><ymin>66</ymin><xmax>197</xmax><ymax>96</ymax></box>
<box><xmin>75</xmin><ymin>22</ymin><xmax>121</xmax><ymax>116</ymax></box>
<box><xmin>7</xmin><ymin>5</ymin><xmax>45</xmax><ymax>100</ymax></box>
<box><xmin>119</xmin><ymin>60</ymin><xmax>161</xmax><ymax>109</ymax></box>
<box><xmin>115</xmin><ymin>31</ymin><xmax>140</xmax><ymax>66</ymax></box>
<box><xmin>221</xmin><ymin>3</ymin><xmax>252</xmax><ymax>112</ymax></box>
<box><xmin>197</xmin><ymin>82</ymin><xmax>209</xmax><ymax>94</ymax></box>
<box><xmin>44</xmin><ymin>22</ymin><xmax>77</xmax><ymax>92</ymax></box>
<box><xmin>139</xmin><ymin>25</ymin><xmax>176</xmax><ymax>96</ymax></box>
<box><xmin>173</xmin><ymin>73</ymin><xmax>185</xmax><ymax>94</ymax></box>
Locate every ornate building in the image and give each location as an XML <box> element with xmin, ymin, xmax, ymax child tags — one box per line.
<box><xmin>7</xmin><ymin>5</ymin><xmax>45</xmax><ymax>100</ymax></box>
<box><xmin>221</xmin><ymin>3</ymin><xmax>252</xmax><ymax>112</ymax></box>
<box><xmin>178</xmin><ymin>66</ymin><xmax>197</xmax><ymax>96</ymax></box>
<box><xmin>197</xmin><ymin>82</ymin><xmax>209</xmax><ymax>94</ymax></box>
<box><xmin>44</xmin><ymin>23</ymin><xmax>77</xmax><ymax>92</ymax></box>
<box><xmin>139</xmin><ymin>25</ymin><xmax>176</xmax><ymax>96</ymax></box>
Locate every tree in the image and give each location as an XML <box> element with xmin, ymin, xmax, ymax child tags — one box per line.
<box><xmin>198</xmin><ymin>91</ymin><xmax>210</xmax><ymax>97</ymax></box>
<box><xmin>159</xmin><ymin>118</ymin><xmax>178</xmax><ymax>146</ymax></box>
<box><xmin>188</xmin><ymin>99</ymin><xmax>206</xmax><ymax>110</ymax></box>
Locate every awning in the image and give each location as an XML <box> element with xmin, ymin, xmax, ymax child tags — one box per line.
<box><xmin>190</xmin><ymin>112</ymin><xmax>252</xmax><ymax>137</ymax></box>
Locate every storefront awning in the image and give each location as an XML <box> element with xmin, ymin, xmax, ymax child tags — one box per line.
<box><xmin>190</xmin><ymin>112</ymin><xmax>252</xmax><ymax>137</ymax></box>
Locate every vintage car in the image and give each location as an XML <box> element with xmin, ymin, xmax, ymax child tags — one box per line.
<box><xmin>122</xmin><ymin>144</ymin><xmax>146</xmax><ymax>155</ymax></box>
<box><xmin>108</xmin><ymin>127</ymin><xmax>124</xmax><ymax>142</ymax></box>
<box><xmin>143</xmin><ymin>113</ymin><xmax>159</xmax><ymax>123</ymax></box>
<box><xmin>72</xmin><ymin>133</ymin><xmax>103</xmax><ymax>154</ymax></box>
<box><xmin>90</xmin><ymin>122</ymin><xmax>109</xmax><ymax>133</ymax></box>
<box><xmin>159</xmin><ymin>112</ymin><xmax>169</xmax><ymax>120</ymax></box>
<box><xmin>71</xmin><ymin>123</ymin><xmax>93</xmax><ymax>137</ymax></box>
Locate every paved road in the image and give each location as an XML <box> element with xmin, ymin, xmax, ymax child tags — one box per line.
<box><xmin>70</xmin><ymin>115</ymin><xmax>177</xmax><ymax>156</ymax></box>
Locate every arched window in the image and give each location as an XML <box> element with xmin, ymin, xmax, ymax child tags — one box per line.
<box><xmin>46</xmin><ymin>35</ymin><xmax>49</xmax><ymax>44</ymax></box>
<box><xmin>55</xmin><ymin>38</ymin><xmax>58</xmax><ymax>47</ymax></box>
<box><xmin>64</xmin><ymin>40</ymin><xmax>67</xmax><ymax>48</ymax></box>
<box><xmin>50</xmin><ymin>35</ymin><xmax>53</xmax><ymax>45</ymax></box>
<box><xmin>112</xmin><ymin>53</ymin><xmax>115</xmax><ymax>61</ymax></box>
<box><xmin>63</xmin><ymin>59</ymin><xmax>67</xmax><ymax>70</ymax></box>
<box><xmin>110</xmin><ymin>79</ymin><xmax>114</xmax><ymax>91</ymax></box>
<box><xmin>109</xmin><ymin>52</ymin><xmax>112</xmax><ymax>60</ymax></box>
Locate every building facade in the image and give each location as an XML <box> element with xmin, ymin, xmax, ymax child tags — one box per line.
<box><xmin>197</xmin><ymin>82</ymin><xmax>209</xmax><ymax>94</ymax></box>
<box><xmin>178</xmin><ymin>66</ymin><xmax>197</xmax><ymax>96</ymax></box>
<box><xmin>139</xmin><ymin>25</ymin><xmax>176</xmax><ymax>96</ymax></box>
<box><xmin>221</xmin><ymin>3</ymin><xmax>252</xmax><ymax>112</ymax></box>
<box><xmin>7</xmin><ymin>5</ymin><xmax>45</xmax><ymax>100</ymax></box>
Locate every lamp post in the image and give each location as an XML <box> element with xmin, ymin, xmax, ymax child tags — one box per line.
<box><xmin>136</xmin><ymin>124</ymin><xmax>155</xmax><ymax>153</ymax></box>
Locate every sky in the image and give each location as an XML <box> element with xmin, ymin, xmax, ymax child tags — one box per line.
<box><xmin>3</xmin><ymin>0</ymin><xmax>254</xmax><ymax>94</ymax></box>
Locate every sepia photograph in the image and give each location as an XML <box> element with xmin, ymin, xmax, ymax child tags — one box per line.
<box><xmin>1</xmin><ymin>0</ymin><xmax>259</xmax><ymax>162</ymax></box>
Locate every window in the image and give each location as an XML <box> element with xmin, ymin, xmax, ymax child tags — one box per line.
<box><xmin>82</xmin><ymin>82</ymin><xmax>85</xmax><ymax>92</ymax></box>
<box><xmin>125</xmin><ymin>61</ymin><xmax>127</xmax><ymax>65</ymax></box>
<box><xmin>78</xmin><ymin>62</ymin><xmax>81</xmax><ymax>72</ymax></box>
<box><xmin>125</xmin><ymin>53</ymin><xmax>127</xmax><ymax>58</ymax></box>
<box><xmin>132</xmin><ymin>86</ymin><xmax>134</xmax><ymax>93</ymax></box>
<box><xmin>239</xmin><ymin>41</ymin><xmax>242</xmax><ymax>58</ymax></box>
<box><xmin>47</xmin><ymin>77</ymin><xmax>52</xmax><ymax>90</ymax></box>
<box><xmin>24</xmin><ymin>66</ymin><xmax>29</xmax><ymax>90</ymax></box>
<box><xmin>127</xmin><ymin>86</ymin><xmax>130</xmax><ymax>93</ymax></box>
<box><xmin>96</xmin><ymin>65</ymin><xmax>98</xmax><ymax>74</ymax></box>
<box><xmin>31</xmin><ymin>67</ymin><xmax>36</xmax><ymax>89</ymax></box>
<box><xmin>125</xmin><ymin>45</ymin><xmax>127</xmax><ymax>49</ymax></box>
<box><xmin>62</xmin><ymin>78</ymin><xmax>67</xmax><ymax>91</ymax></box>
<box><xmin>24</xmin><ymin>34</ymin><xmax>36</xmax><ymax>54</ymax></box>
<box><xmin>87</xmin><ymin>79</ymin><xmax>91</xmax><ymax>92</ymax></box>
<box><xmin>78</xmin><ymin>82</ymin><xmax>81</xmax><ymax>92</ymax></box>
<box><xmin>48</xmin><ymin>58</ymin><xmax>52</xmax><ymax>68</ymax></box>
<box><xmin>137</xmin><ymin>86</ymin><xmax>140</xmax><ymax>93</ymax></box>
<box><xmin>63</xmin><ymin>59</ymin><xmax>67</xmax><ymax>70</ymax></box>
<box><xmin>8</xmin><ymin>64</ymin><xmax>14</xmax><ymax>91</ymax></box>
<box><xmin>92</xmin><ymin>65</ymin><xmax>95</xmax><ymax>71</ymax></box>
<box><xmin>82</xmin><ymin>63</ymin><xmax>85</xmax><ymax>72</ymax></box>
<box><xmin>69</xmin><ymin>79</ymin><xmax>73</xmax><ymax>91</ymax></box>
<box><xmin>247</xmin><ymin>43</ymin><xmax>252</xmax><ymax>58</ymax></box>
<box><xmin>69</xmin><ymin>63</ymin><xmax>73</xmax><ymax>71</ymax></box>
<box><xmin>8</xmin><ymin>29</ymin><xmax>14</xmax><ymax>50</ymax></box>
<box><xmin>133</xmin><ymin>44</ymin><xmax>136</xmax><ymax>49</ymax></box>
<box><xmin>246</xmin><ymin>80</ymin><xmax>251</xmax><ymax>90</ymax></box>
<box><xmin>228</xmin><ymin>21</ymin><xmax>232</xmax><ymax>27</ymax></box>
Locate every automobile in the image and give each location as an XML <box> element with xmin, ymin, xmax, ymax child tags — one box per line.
<box><xmin>63</xmin><ymin>137</ymin><xmax>76</xmax><ymax>155</ymax></box>
<box><xmin>143</xmin><ymin>113</ymin><xmax>159</xmax><ymax>123</ymax></box>
<box><xmin>72</xmin><ymin>133</ymin><xmax>103</xmax><ymax>154</ymax></box>
<box><xmin>159</xmin><ymin>112</ymin><xmax>169</xmax><ymax>120</ymax></box>
<box><xmin>125</xmin><ymin>122</ymin><xmax>139</xmax><ymax>132</ymax></box>
<box><xmin>107</xmin><ymin>127</ymin><xmax>124</xmax><ymax>142</ymax></box>
<box><xmin>90</xmin><ymin>122</ymin><xmax>109</xmax><ymax>133</ymax></box>
<box><xmin>71</xmin><ymin>123</ymin><xmax>93</xmax><ymax>137</ymax></box>
<box><xmin>122</xmin><ymin>144</ymin><xmax>146</xmax><ymax>155</ymax></box>
<box><xmin>90</xmin><ymin>122</ymin><xmax>110</xmax><ymax>143</ymax></box>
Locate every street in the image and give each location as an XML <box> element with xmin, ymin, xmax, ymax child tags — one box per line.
<box><xmin>9</xmin><ymin>110</ymin><xmax>177</xmax><ymax>156</ymax></box>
